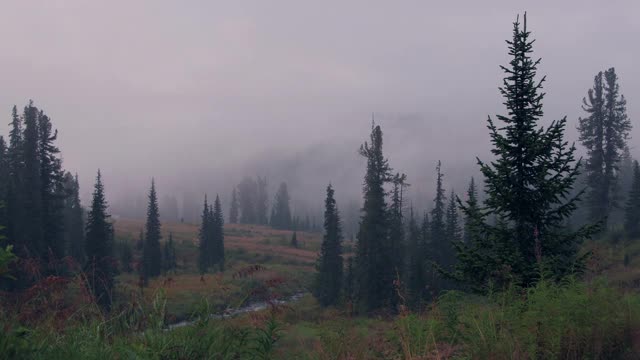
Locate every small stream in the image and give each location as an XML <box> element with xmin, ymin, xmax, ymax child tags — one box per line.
<box><xmin>167</xmin><ymin>292</ymin><xmax>307</xmax><ymax>330</ymax></box>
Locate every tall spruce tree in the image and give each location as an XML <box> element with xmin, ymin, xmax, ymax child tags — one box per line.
<box><xmin>355</xmin><ymin>123</ymin><xmax>393</xmax><ymax>313</ymax></box>
<box><xmin>22</xmin><ymin>102</ymin><xmax>44</xmax><ymax>259</ymax></box>
<box><xmin>430</xmin><ymin>161</ymin><xmax>452</xmax><ymax>282</ymax></box>
<box><xmin>6</xmin><ymin>106</ymin><xmax>25</xmax><ymax>257</ymax></box>
<box><xmin>406</xmin><ymin>208</ymin><xmax>426</xmax><ymax>309</ymax></box>
<box><xmin>578</xmin><ymin>68</ymin><xmax>631</xmax><ymax>229</ymax></box>
<box><xmin>270</xmin><ymin>182</ymin><xmax>292</xmax><ymax>230</ymax></box>
<box><xmin>229</xmin><ymin>187</ymin><xmax>239</xmax><ymax>224</ymax></box>
<box><xmin>198</xmin><ymin>195</ymin><xmax>211</xmax><ymax>274</ymax></box>
<box><xmin>142</xmin><ymin>179</ymin><xmax>162</xmax><ymax>283</ymax></box>
<box><xmin>237</xmin><ymin>177</ymin><xmax>257</xmax><ymax>224</ymax></box>
<box><xmin>84</xmin><ymin>170</ymin><xmax>114</xmax><ymax>311</ymax></box>
<box><xmin>462</xmin><ymin>178</ymin><xmax>478</xmax><ymax>244</ymax></box>
<box><xmin>212</xmin><ymin>195</ymin><xmax>225</xmax><ymax>271</ymax></box>
<box><xmin>313</xmin><ymin>184</ymin><xmax>343</xmax><ymax>307</ymax></box>
<box><xmin>452</xmin><ymin>14</ymin><xmax>597</xmax><ymax>291</ymax></box>
<box><xmin>389</xmin><ymin>173</ymin><xmax>408</xmax><ymax>300</ymax></box>
<box><xmin>445</xmin><ymin>190</ymin><xmax>462</xmax><ymax>245</ymax></box>
<box><xmin>624</xmin><ymin>160</ymin><xmax>640</xmax><ymax>239</ymax></box>
<box><xmin>38</xmin><ymin>111</ymin><xmax>65</xmax><ymax>261</ymax></box>
<box><xmin>63</xmin><ymin>172</ymin><xmax>84</xmax><ymax>263</ymax></box>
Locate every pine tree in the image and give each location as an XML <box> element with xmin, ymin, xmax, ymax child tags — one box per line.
<box><xmin>256</xmin><ymin>176</ymin><xmax>269</xmax><ymax>225</ymax></box>
<box><xmin>463</xmin><ymin>178</ymin><xmax>478</xmax><ymax>244</ymax></box>
<box><xmin>198</xmin><ymin>195</ymin><xmax>211</xmax><ymax>274</ymax></box>
<box><xmin>406</xmin><ymin>208</ymin><xmax>426</xmax><ymax>309</ymax></box>
<box><xmin>624</xmin><ymin>161</ymin><xmax>640</xmax><ymax>239</ymax></box>
<box><xmin>389</xmin><ymin>173</ymin><xmax>408</xmax><ymax>304</ymax></box>
<box><xmin>142</xmin><ymin>179</ymin><xmax>162</xmax><ymax>283</ymax></box>
<box><xmin>63</xmin><ymin>172</ymin><xmax>84</xmax><ymax>263</ymax></box>
<box><xmin>212</xmin><ymin>195</ymin><xmax>225</xmax><ymax>271</ymax></box>
<box><xmin>229</xmin><ymin>187</ymin><xmax>239</xmax><ymax>224</ymax></box>
<box><xmin>6</xmin><ymin>105</ymin><xmax>25</xmax><ymax>258</ymax></box>
<box><xmin>578</xmin><ymin>68</ymin><xmax>631</xmax><ymax>229</ymax></box>
<box><xmin>238</xmin><ymin>177</ymin><xmax>257</xmax><ymax>224</ymax></box>
<box><xmin>22</xmin><ymin>102</ymin><xmax>44</xmax><ymax>259</ymax></box>
<box><xmin>452</xmin><ymin>14</ymin><xmax>597</xmax><ymax>291</ymax></box>
<box><xmin>270</xmin><ymin>182</ymin><xmax>292</xmax><ymax>229</ymax></box>
<box><xmin>290</xmin><ymin>231</ymin><xmax>298</xmax><ymax>248</ymax></box>
<box><xmin>84</xmin><ymin>170</ymin><xmax>114</xmax><ymax>311</ymax></box>
<box><xmin>313</xmin><ymin>184</ymin><xmax>343</xmax><ymax>307</ymax></box>
<box><xmin>445</xmin><ymin>190</ymin><xmax>461</xmax><ymax>244</ymax></box>
<box><xmin>38</xmin><ymin>111</ymin><xmax>65</xmax><ymax>261</ymax></box>
<box><xmin>355</xmin><ymin>123</ymin><xmax>393</xmax><ymax>313</ymax></box>
<box><xmin>430</xmin><ymin>161</ymin><xmax>452</xmax><ymax>291</ymax></box>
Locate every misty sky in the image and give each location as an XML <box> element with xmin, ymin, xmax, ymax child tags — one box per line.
<box><xmin>0</xmin><ymin>1</ymin><xmax>638</xmax><ymax>212</ymax></box>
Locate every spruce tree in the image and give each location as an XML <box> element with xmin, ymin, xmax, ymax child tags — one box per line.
<box><xmin>290</xmin><ymin>231</ymin><xmax>298</xmax><ymax>248</ymax></box>
<box><xmin>430</xmin><ymin>161</ymin><xmax>453</xmax><ymax>290</ymax></box>
<box><xmin>0</xmin><ymin>137</ymin><xmax>8</xmax><ymax>238</ymax></box>
<box><xmin>84</xmin><ymin>170</ymin><xmax>114</xmax><ymax>311</ymax></box>
<box><xmin>38</xmin><ymin>111</ymin><xmax>65</xmax><ymax>261</ymax></box>
<box><xmin>63</xmin><ymin>172</ymin><xmax>85</xmax><ymax>263</ymax></box>
<box><xmin>406</xmin><ymin>208</ymin><xmax>426</xmax><ymax>309</ymax></box>
<box><xmin>229</xmin><ymin>187</ymin><xmax>239</xmax><ymax>224</ymax></box>
<box><xmin>270</xmin><ymin>182</ymin><xmax>292</xmax><ymax>230</ymax></box>
<box><xmin>624</xmin><ymin>161</ymin><xmax>640</xmax><ymax>239</ymax></box>
<box><xmin>256</xmin><ymin>176</ymin><xmax>269</xmax><ymax>225</ymax></box>
<box><xmin>212</xmin><ymin>195</ymin><xmax>225</xmax><ymax>271</ymax></box>
<box><xmin>198</xmin><ymin>195</ymin><xmax>211</xmax><ymax>274</ymax></box>
<box><xmin>313</xmin><ymin>184</ymin><xmax>343</xmax><ymax>307</ymax></box>
<box><xmin>22</xmin><ymin>102</ymin><xmax>44</xmax><ymax>259</ymax></box>
<box><xmin>238</xmin><ymin>177</ymin><xmax>257</xmax><ymax>224</ymax></box>
<box><xmin>445</xmin><ymin>190</ymin><xmax>461</xmax><ymax>244</ymax></box>
<box><xmin>142</xmin><ymin>179</ymin><xmax>162</xmax><ymax>282</ymax></box>
<box><xmin>452</xmin><ymin>14</ymin><xmax>597</xmax><ymax>291</ymax></box>
<box><xmin>6</xmin><ymin>105</ymin><xmax>25</xmax><ymax>258</ymax></box>
<box><xmin>389</xmin><ymin>173</ymin><xmax>408</xmax><ymax>286</ymax></box>
<box><xmin>355</xmin><ymin>123</ymin><xmax>393</xmax><ymax>313</ymax></box>
<box><xmin>463</xmin><ymin>178</ymin><xmax>478</xmax><ymax>244</ymax></box>
<box><xmin>578</xmin><ymin>67</ymin><xmax>631</xmax><ymax>229</ymax></box>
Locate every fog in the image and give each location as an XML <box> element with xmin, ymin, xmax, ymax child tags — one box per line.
<box><xmin>0</xmin><ymin>1</ymin><xmax>638</xmax><ymax>220</ymax></box>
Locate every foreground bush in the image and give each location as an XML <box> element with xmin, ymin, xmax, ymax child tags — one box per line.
<box><xmin>396</xmin><ymin>277</ymin><xmax>640</xmax><ymax>359</ymax></box>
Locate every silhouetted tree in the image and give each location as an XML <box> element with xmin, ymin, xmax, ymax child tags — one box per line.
<box><xmin>270</xmin><ymin>182</ymin><xmax>292</xmax><ymax>229</ymax></box>
<box><xmin>84</xmin><ymin>170</ymin><xmax>114</xmax><ymax>311</ymax></box>
<box><xmin>142</xmin><ymin>179</ymin><xmax>162</xmax><ymax>283</ymax></box>
<box><xmin>63</xmin><ymin>173</ymin><xmax>84</xmax><ymax>263</ymax></box>
<box><xmin>313</xmin><ymin>184</ymin><xmax>343</xmax><ymax>306</ymax></box>
<box><xmin>229</xmin><ymin>187</ymin><xmax>239</xmax><ymax>224</ymax></box>
<box><xmin>212</xmin><ymin>195</ymin><xmax>225</xmax><ymax>271</ymax></box>
<box><xmin>578</xmin><ymin>67</ymin><xmax>631</xmax><ymax>229</ymax></box>
<box><xmin>463</xmin><ymin>178</ymin><xmax>478</xmax><ymax>244</ymax></box>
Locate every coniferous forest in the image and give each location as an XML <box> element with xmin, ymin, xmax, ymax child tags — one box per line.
<box><xmin>2</xmin><ymin>9</ymin><xmax>640</xmax><ymax>360</ymax></box>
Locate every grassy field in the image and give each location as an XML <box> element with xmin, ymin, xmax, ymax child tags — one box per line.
<box><xmin>3</xmin><ymin>219</ymin><xmax>640</xmax><ymax>358</ymax></box>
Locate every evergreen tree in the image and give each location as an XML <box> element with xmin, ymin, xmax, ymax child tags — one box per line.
<box><xmin>430</xmin><ymin>161</ymin><xmax>453</xmax><ymax>288</ymax></box>
<box><xmin>212</xmin><ymin>195</ymin><xmax>225</xmax><ymax>271</ymax></box>
<box><xmin>229</xmin><ymin>187</ymin><xmax>239</xmax><ymax>224</ymax></box>
<box><xmin>624</xmin><ymin>161</ymin><xmax>640</xmax><ymax>239</ymax></box>
<box><xmin>313</xmin><ymin>184</ymin><xmax>343</xmax><ymax>307</ymax></box>
<box><xmin>0</xmin><ymin>137</ymin><xmax>8</xmax><ymax>238</ymax></box>
<box><xmin>290</xmin><ymin>231</ymin><xmax>298</xmax><ymax>248</ymax></box>
<box><xmin>238</xmin><ymin>177</ymin><xmax>257</xmax><ymax>224</ymax></box>
<box><xmin>198</xmin><ymin>195</ymin><xmax>211</xmax><ymax>274</ymax></box>
<box><xmin>6</xmin><ymin>105</ymin><xmax>25</xmax><ymax>257</ymax></box>
<box><xmin>256</xmin><ymin>176</ymin><xmax>269</xmax><ymax>225</ymax></box>
<box><xmin>406</xmin><ymin>208</ymin><xmax>426</xmax><ymax>309</ymax></box>
<box><xmin>389</xmin><ymin>173</ymin><xmax>408</xmax><ymax>297</ymax></box>
<box><xmin>270</xmin><ymin>182</ymin><xmax>292</xmax><ymax>229</ymax></box>
<box><xmin>84</xmin><ymin>170</ymin><xmax>114</xmax><ymax>311</ymax></box>
<box><xmin>63</xmin><ymin>172</ymin><xmax>84</xmax><ymax>263</ymax></box>
<box><xmin>22</xmin><ymin>102</ymin><xmax>44</xmax><ymax>259</ymax></box>
<box><xmin>452</xmin><ymin>14</ymin><xmax>597</xmax><ymax>291</ymax></box>
<box><xmin>38</xmin><ymin>111</ymin><xmax>65</xmax><ymax>261</ymax></box>
<box><xmin>463</xmin><ymin>178</ymin><xmax>478</xmax><ymax>244</ymax></box>
<box><xmin>355</xmin><ymin>123</ymin><xmax>393</xmax><ymax>313</ymax></box>
<box><xmin>445</xmin><ymin>190</ymin><xmax>462</xmax><ymax>244</ymax></box>
<box><xmin>142</xmin><ymin>179</ymin><xmax>162</xmax><ymax>283</ymax></box>
<box><xmin>578</xmin><ymin>67</ymin><xmax>631</xmax><ymax>229</ymax></box>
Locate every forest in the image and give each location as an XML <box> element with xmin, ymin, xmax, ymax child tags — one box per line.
<box><xmin>1</xmin><ymin>10</ymin><xmax>640</xmax><ymax>360</ymax></box>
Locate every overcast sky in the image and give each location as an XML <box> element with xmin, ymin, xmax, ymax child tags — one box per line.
<box><xmin>0</xmin><ymin>1</ymin><xmax>638</xmax><ymax>210</ymax></box>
